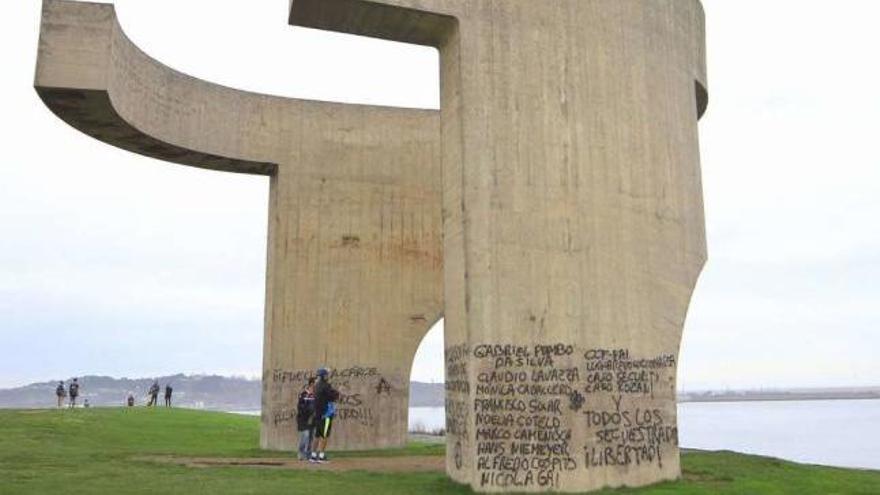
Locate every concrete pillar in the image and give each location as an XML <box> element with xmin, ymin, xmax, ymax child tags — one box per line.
<box><xmin>261</xmin><ymin>108</ymin><xmax>444</xmax><ymax>450</ymax></box>
<box><xmin>292</xmin><ymin>0</ymin><xmax>709</xmax><ymax>492</ymax></box>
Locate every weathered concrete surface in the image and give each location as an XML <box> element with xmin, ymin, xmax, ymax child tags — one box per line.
<box><xmin>36</xmin><ymin>0</ymin><xmax>709</xmax><ymax>492</ymax></box>
<box><xmin>35</xmin><ymin>0</ymin><xmax>443</xmax><ymax>451</ymax></box>
<box><xmin>290</xmin><ymin>0</ymin><xmax>708</xmax><ymax>492</ymax></box>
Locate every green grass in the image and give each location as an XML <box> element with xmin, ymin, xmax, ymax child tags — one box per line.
<box><xmin>0</xmin><ymin>408</ymin><xmax>877</xmax><ymax>494</ymax></box>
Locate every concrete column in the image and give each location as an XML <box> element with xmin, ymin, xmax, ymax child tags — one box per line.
<box><xmin>260</xmin><ymin>105</ymin><xmax>444</xmax><ymax>450</ymax></box>
<box><xmin>292</xmin><ymin>0</ymin><xmax>709</xmax><ymax>491</ymax></box>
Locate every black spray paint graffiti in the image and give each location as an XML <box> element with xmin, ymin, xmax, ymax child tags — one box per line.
<box><xmin>271</xmin><ymin>366</ymin><xmax>381</xmax><ymax>385</ymax></box>
<box><xmin>269</xmin><ymin>366</ymin><xmax>394</xmax><ymax>431</ymax></box>
<box><xmin>464</xmin><ymin>342</ymin><xmax>679</xmax><ymax>488</ymax></box>
<box><xmin>445</xmin><ymin>344</ymin><xmax>471</xmax><ymax>438</ymax></box>
<box><xmin>472</xmin><ymin>343</ymin><xmax>579</xmax><ymax>489</ymax></box>
<box><xmin>272</xmin><ymin>408</ymin><xmax>296</xmax><ymax>426</ymax></box>
<box><xmin>582</xmin><ymin>350</ymin><xmax>675</xmax><ymax>397</ymax></box>
<box><xmin>582</xmin><ymin>397</ymin><xmax>678</xmax><ymax>469</ymax></box>
<box><xmin>375</xmin><ymin>378</ymin><xmax>392</xmax><ymax>395</ymax></box>
<box><xmin>446</xmin><ymin>344</ymin><xmax>470</xmax><ymax>395</ymax></box>
<box><xmin>580</xmin><ymin>350</ymin><xmax>679</xmax><ymax>470</ymax></box>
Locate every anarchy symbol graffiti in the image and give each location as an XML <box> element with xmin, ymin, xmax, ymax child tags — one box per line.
<box><xmin>375</xmin><ymin>377</ymin><xmax>392</xmax><ymax>395</ymax></box>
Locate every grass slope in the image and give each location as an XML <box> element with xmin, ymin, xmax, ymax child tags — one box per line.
<box><xmin>0</xmin><ymin>408</ymin><xmax>877</xmax><ymax>494</ymax></box>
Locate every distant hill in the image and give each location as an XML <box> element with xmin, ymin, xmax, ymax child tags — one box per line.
<box><xmin>4</xmin><ymin>376</ymin><xmax>877</xmax><ymax>411</ymax></box>
<box><xmin>679</xmin><ymin>387</ymin><xmax>880</xmax><ymax>403</ymax></box>
<box><xmin>409</xmin><ymin>382</ymin><xmax>445</xmax><ymax>407</ymax></box>
<box><xmin>0</xmin><ymin>376</ymin><xmax>446</xmax><ymax>410</ymax></box>
<box><xmin>0</xmin><ymin>375</ymin><xmax>261</xmax><ymax>411</ymax></box>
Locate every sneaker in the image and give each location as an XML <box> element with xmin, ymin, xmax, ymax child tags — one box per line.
<box><xmin>318</xmin><ymin>453</ymin><xmax>328</xmax><ymax>463</ymax></box>
<box><xmin>309</xmin><ymin>452</ymin><xmax>318</xmax><ymax>463</ymax></box>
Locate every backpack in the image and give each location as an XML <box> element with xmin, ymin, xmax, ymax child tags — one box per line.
<box><xmin>323</xmin><ymin>386</ymin><xmax>340</xmax><ymax>418</ymax></box>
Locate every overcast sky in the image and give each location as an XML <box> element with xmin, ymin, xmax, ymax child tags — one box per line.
<box><xmin>1</xmin><ymin>0</ymin><xmax>878</xmax><ymax>390</ymax></box>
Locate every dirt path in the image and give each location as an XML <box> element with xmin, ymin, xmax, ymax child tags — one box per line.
<box><xmin>140</xmin><ymin>455</ymin><xmax>445</xmax><ymax>473</ymax></box>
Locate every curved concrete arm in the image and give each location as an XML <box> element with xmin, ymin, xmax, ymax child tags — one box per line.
<box><xmin>34</xmin><ymin>0</ymin><xmax>444</xmax><ymax>176</ymax></box>
<box><xmin>35</xmin><ymin>0</ymin><xmax>278</xmax><ymax>175</ymax></box>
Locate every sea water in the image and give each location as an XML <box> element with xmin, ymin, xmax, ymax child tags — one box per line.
<box><xmin>409</xmin><ymin>399</ymin><xmax>880</xmax><ymax>470</ymax></box>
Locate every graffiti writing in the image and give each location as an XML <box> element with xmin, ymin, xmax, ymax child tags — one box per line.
<box><xmin>375</xmin><ymin>378</ymin><xmax>392</xmax><ymax>395</ymax></box>
<box><xmin>472</xmin><ymin>343</ymin><xmax>577</xmax><ymax>489</ymax></box>
<box><xmin>462</xmin><ymin>342</ymin><xmax>678</xmax><ymax>485</ymax></box>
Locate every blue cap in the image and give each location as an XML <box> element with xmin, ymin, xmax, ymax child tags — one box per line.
<box><xmin>317</xmin><ymin>367</ymin><xmax>329</xmax><ymax>378</ymax></box>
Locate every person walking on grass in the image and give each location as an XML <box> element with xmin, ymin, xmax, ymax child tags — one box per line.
<box><xmin>55</xmin><ymin>381</ymin><xmax>66</xmax><ymax>408</ymax></box>
<box><xmin>147</xmin><ymin>380</ymin><xmax>160</xmax><ymax>407</ymax></box>
<box><xmin>164</xmin><ymin>384</ymin><xmax>173</xmax><ymax>408</ymax></box>
<box><xmin>296</xmin><ymin>377</ymin><xmax>316</xmax><ymax>461</ymax></box>
<box><xmin>68</xmin><ymin>378</ymin><xmax>80</xmax><ymax>408</ymax></box>
<box><xmin>310</xmin><ymin>368</ymin><xmax>339</xmax><ymax>464</ymax></box>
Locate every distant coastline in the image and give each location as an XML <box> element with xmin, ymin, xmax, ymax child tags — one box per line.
<box><xmin>679</xmin><ymin>389</ymin><xmax>880</xmax><ymax>404</ymax></box>
<box><xmin>1</xmin><ymin>375</ymin><xmax>877</xmax><ymax>410</ymax></box>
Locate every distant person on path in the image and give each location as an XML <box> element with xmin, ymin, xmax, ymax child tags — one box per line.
<box><xmin>310</xmin><ymin>368</ymin><xmax>339</xmax><ymax>463</ymax></box>
<box><xmin>296</xmin><ymin>377</ymin><xmax>316</xmax><ymax>461</ymax></box>
<box><xmin>147</xmin><ymin>380</ymin><xmax>160</xmax><ymax>407</ymax></box>
<box><xmin>68</xmin><ymin>378</ymin><xmax>80</xmax><ymax>408</ymax></box>
<box><xmin>55</xmin><ymin>381</ymin><xmax>66</xmax><ymax>408</ymax></box>
<box><xmin>67</xmin><ymin>378</ymin><xmax>79</xmax><ymax>408</ymax></box>
<box><xmin>127</xmin><ymin>393</ymin><xmax>135</xmax><ymax>407</ymax></box>
<box><xmin>164</xmin><ymin>384</ymin><xmax>173</xmax><ymax>408</ymax></box>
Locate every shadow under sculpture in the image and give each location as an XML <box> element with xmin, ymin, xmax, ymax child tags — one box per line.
<box><xmin>35</xmin><ymin>1</ymin><xmax>709</xmax><ymax>493</ymax></box>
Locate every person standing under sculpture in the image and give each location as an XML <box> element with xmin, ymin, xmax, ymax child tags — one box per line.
<box><xmin>55</xmin><ymin>381</ymin><xmax>66</xmax><ymax>408</ymax></box>
<box><xmin>68</xmin><ymin>378</ymin><xmax>80</xmax><ymax>408</ymax></box>
<box><xmin>295</xmin><ymin>377</ymin><xmax>316</xmax><ymax>460</ymax></box>
<box><xmin>310</xmin><ymin>368</ymin><xmax>338</xmax><ymax>463</ymax></box>
<box><xmin>164</xmin><ymin>384</ymin><xmax>173</xmax><ymax>408</ymax></box>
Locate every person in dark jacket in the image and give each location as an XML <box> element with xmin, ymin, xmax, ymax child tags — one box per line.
<box><xmin>55</xmin><ymin>381</ymin><xmax>66</xmax><ymax>408</ymax></box>
<box><xmin>68</xmin><ymin>378</ymin><xmax>80</xmax><ymax>408</ymax></box>
<box><xmin>164</xmin><ymin>384</ymin><xmax>173</xmax><ymax>407</ymax></box>
<box><xmin>310</xmin><ymin>368</ymin><xmax>338</xmax><ymax>463</ymax></box>
<box><xmin>147</xmin><ymin>380</ymin><xmax>159</xmax><ymax>407</ymax></box>
<box><xmin>296</xmin><ymin>378</ymin><xmax>316</xmax><ymax>460</ymax></box>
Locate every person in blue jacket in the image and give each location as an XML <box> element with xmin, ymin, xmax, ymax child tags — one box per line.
<box><xmin>310</xmin><ymin>368</ymin><xmax>339</xmax><ymax>463</ymax></box>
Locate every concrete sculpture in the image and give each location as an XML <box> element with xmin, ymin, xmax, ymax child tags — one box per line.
<box><xmin>35</xmin><ymin>0</ymin><xmax>708</xmax><ymax>492</ymax></box>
